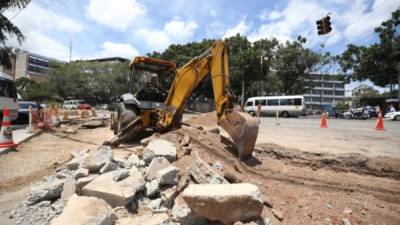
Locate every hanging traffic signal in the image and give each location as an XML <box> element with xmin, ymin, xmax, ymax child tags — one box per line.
<box><xmin>325</xmin><ymin>16</ymin><xmax>332</xmax><ymax>33</ymax></box>
<box><xmin>316</xmin><ymin>16</ymin><xmax>332</xmax><ymax>35</ymax></box>
<box><xmin>316</xmin><ymin>19</ymin><xmax>324</xmax><ymax>35</ymax></box>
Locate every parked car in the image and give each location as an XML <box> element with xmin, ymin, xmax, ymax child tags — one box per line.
<box><xmin>77</xmin><ymin>103</ymin><xmax>91</xmax><ymax>110</ymax></box>
<box><xmin>63</xmin><ymin>100</ymin><xmax>85</xmax><ymax>109</ymax></box>
<box><xmin>341</xmin><ymin>108</ymin><xmax>370</xmax><ymax>120</ymax></box>
<box><xmin>13</xmin><ymin>101</ymin><xmax>41</xmax><ymax>124</ymax></box>
<box><xmin>384</xmin><ymin>111</ymin><xmax>400</xmax><ymax>121</ymax></box>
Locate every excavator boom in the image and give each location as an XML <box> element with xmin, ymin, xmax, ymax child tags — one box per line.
<box><xmin>157</xmin><ymin>41</ymin><xmax>259</xmax><ymax>159</ymax></box>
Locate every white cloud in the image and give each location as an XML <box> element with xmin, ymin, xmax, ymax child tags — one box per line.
<box><xmin>135</xmin><ymin>19</ymin><xmax>198</xmax><ymax>51</ymax></box>
<box><xmin>250</xmin><ymin>0</ymin><xmax>398</xmax><ymax>46</ymax></box>
<box><xmin>6</xmin><ymin>2</ymin><xmax>84</xmax><ymax>34</ymax></box>
<box><xmin>249</xmin><ymin>0</ymin><xmax>325</xmax><ymax>43</ymax></box>
<box><xmin>86</xmin><ymin>0</ymin><xmax>146</xmax><ymax>31</ymax></box>
<box><xmin>222</xmin><ymin>17</ymin><xmax>252</xmax><ymax>38</ymax></box>
<box><xmin>342</xmin><ymin>0</ymin><xmax>398</xmax><ymax>40</ymax></box>
<box><xmin>4</xmin><ymin>2</ymin><xmax>84</xmax><ymax>61</ymax></box>
<box><xmin>22</xmin><ymin>31</ymin><xmax>70</xmax><ymax>61</ymax></box>
<box><xmin>97</xmin><ymin>42</ymin><xmax>139</xmax><ymax>59</ymax></box>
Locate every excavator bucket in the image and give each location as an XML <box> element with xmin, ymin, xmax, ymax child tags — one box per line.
<box><xmin>219</xmin><ymin>111</ymin><xmax>259</xmax><ymax>159</ymax></box>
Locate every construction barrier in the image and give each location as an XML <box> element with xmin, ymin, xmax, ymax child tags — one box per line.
<box><xmin>320</xmin><ymin>112</ymin><xmax>328</xmax><ymax>128</ymax></box>
<box><xmin>376</xmin><ymin>111</ymin><xmax>385</xmax><ymax>131</ymax></box>
<box><xmin>0</xmin><ymin>107</ymin><xmax>17</xmax><ymax>149</ymax></box>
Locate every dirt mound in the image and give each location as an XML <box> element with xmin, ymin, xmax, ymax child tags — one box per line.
<box><xmin>184</xmin><ymin>112</ymin><xmax>218</xmax><ymax>129</ymax></box>
<box><xmin>256</xmin><ymin>143</ymin><xmax>400</xmax><ymax>180</ymax></box>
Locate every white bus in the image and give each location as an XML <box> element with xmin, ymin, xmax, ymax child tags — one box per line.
<box><xmin>0</xmin><ymin>72</ymin><xmax>18</xmax><ymax>122</ymax></box>
<box><xmin>244</xmin><ymin>95</ymin><xmax>305</xmax><ymax>117</ymax></box>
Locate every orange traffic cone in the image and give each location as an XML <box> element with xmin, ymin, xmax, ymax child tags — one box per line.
<box><xmin>320</xmin><ymin>112</ymin><xmax>328</xmax><ymax>128</ymax></box>
<box><xmin>376</xmin><ymin>111</ymin><xmax>385</xmax><ymax>131</ymax></box>
<box><xmin>0</xmin><ymin>107</ymin><xmax>18</xmax><ymax>148</ymax></box>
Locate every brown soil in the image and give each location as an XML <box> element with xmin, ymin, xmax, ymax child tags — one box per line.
<box><xmin>160</xmin><ymin>127</ymin><xmax>400</xmax><ymax>225</ymax></box>
<box><xmin>1</xmin><ymin>115</ymin><xmax>400</xmax><ymax>225</ymax></box>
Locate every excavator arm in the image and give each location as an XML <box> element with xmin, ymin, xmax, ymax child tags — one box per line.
<box><xmin>157</xmin><ymin>41</ymin><xmax>259</xmax><ymax>159</ymax></box>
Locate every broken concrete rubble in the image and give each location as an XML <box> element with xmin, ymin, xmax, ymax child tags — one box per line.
<box><xmin>100</xmin><ymin>161</ymin><xmax>118</xmax><ymax>173</ymax></box>
<box><xmin>115</xmin><ymin>212</ymin><xmax>169</xmax><ymax>225</ymax></box>
<box><xmin>112</xmin><ymin>169</ymin><xmax>129</xmax><ymax>181</ymax></box>
<box><xmin>80</xmin><ymin>145</ymin><xmax>113</xmax><ymax>172</ymax></box>
<box><xmin>182</xmin><ymin>183</ymin><xmax>264</xmax><ymax>225</ymax></box>
<box><xmin>73</xmin><ymin>168</ymin><xmax>89</xmax><ymax>180</ymax></box>
<box><xmin>10</xmin><ymin>199</ymin><xmax>64</xmax><ymax>225</ymax></box>
<box><xmin>190</xmin><ymin>151</ymin><xmax>228</xmax><ymax>184</ymax></box>
<box><xmin>144</xmin><ymin>139</ymin><xmax>177</xmax><ymax>163</ymax></box>
<box><xmin>156</xmin><ymin>165</ymin><xmax>180</xmax><ymax>186</ymax></box>
<box><xmin>76</xmin><ymin>174</ymin><xmax>98</xmax><ymax>193</ymax></box>
<box><xmin>145</xmin><ymin>157</ymin><xmax>171</xmax><ymax>180</ymax></box>
<box><xmin>145</xmin><ymin>179</ymin><xmax>160</xmax><ymax>198</ymax></box>
<box><xmin>82</xmin><ymin>168</ymin><xmax>143</xmax><ymax>207</ymax></box>
<box><xmin>61</xmin><ymin>176</ymin><xmax>76</xmax><ymax>202</ymax></box>
<box><xmin>171</xmin><ymin>196</ymin><xmax>207</xmax><ymax>225</ymax></box>
<box><xmin>50</xmin><ymin>195</ymin><xmax>117</xmax><ymax>225</ymax></box>
<box><xmin>27</xmin><ymin>179</ymin><xmax>65</xmax><ymax>205</ymax></box>
<box><xmin>66</xmin><ymin>152</ymin><xmax>89</xmax><ymax>170</ymax></box>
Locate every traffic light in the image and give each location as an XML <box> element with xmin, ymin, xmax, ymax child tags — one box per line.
<box><xmin>316</xmin><ymin>19</ymin><xmax>324</xmax><ymax>35</ymax></box>
<box><xmin>316</xmin><ymin>16</ymin><xmax>332</xmax><ymax>35</ymax></box>
<box><xmin>325</xmin><ymin>16</ymin><xmax>332</xmax><ymax>33</ymax></box>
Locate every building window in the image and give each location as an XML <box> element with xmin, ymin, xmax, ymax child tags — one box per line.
<box><xmin>335</xmin><ymin>90</ymin><xmax>344</xmax><ymax>96</ymax></box>
<box><xmin>335</xmin><ymin>83</ymin><xmax>344</xmax><ymax>89</ymax></box>
<box><xmin>312</xmin><ymin>97</ymin><xmax>321</xmax><ymax>102</ymax></box>
<box><xmin>324</xmin><ymin>83</ymin><xmax>333</xmax><ymax>88</ymax></box>
<box><xmin>324</xmin><ymin>90</ymin><xmax>333</xmax><ymax>95</ymax></box>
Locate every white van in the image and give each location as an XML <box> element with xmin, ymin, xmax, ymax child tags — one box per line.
<box><xmin>244</xmin><ymin>95</ymin><xmax>305</xmax><ymax>117</ymax></box>
<box><xmin>62</xmin><ymin>100</ymin><xmax>85</xmax><ymax>109</ymax></box>
<box><xmin>0</xmin><ymin>72</ymin><xmax>18</xmax><ymax>121</ymax></box>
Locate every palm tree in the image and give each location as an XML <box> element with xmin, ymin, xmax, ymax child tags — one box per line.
<box><xmin>0</xmin><ymin>0</ymin><xmax>31</xmax><ymax>67</ymax></box>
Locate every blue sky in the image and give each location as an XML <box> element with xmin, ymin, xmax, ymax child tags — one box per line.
<box><xmin>4</xmin><ymin>0</ymin><xmax>399</xmax><ymax>94</ymax></box>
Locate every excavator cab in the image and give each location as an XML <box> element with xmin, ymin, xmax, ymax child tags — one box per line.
<box><xmin>128</xmin><ymin>57</ymin><xmax>176</xmax><ymax>107</ymax></box>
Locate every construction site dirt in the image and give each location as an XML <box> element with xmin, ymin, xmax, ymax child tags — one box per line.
<box><xmin>0</xmin><ymin>113</ymin><xmax>400</xmax><ymax>225</ymax></box>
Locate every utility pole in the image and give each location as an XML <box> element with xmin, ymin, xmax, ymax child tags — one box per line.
<box><xmin>241</xmin><ymin>72</ymin><xmax>245</xmax><ymax>106</ymax></box>
<box><xmin>397</xmin><ymin>62</ymin><xmax>400</xmax><ymax>101</ymax></box>
<box><xmin>69</xmin><ymin>39</ymin><xmax>72</xmax><ymax>62</ymax></box>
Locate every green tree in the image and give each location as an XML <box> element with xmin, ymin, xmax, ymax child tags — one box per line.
<box><xmin>272</xmin><ymin>36</ymin><xmax>323</xmax><ymax>94</ymax></box>
<box><xmin>0</xmin><ymin>0</ymin><xmax>31</xmax><ymax>67</ymax></box>
<box><xmin>46</xmin><ymin>61</ymin><xmax>130</xmax><ymax>103</ymax></box>
<box><xmin>15</xmin><ymin>77</ymin><xmax>52</xmax><ymax>101</ymax></box>
<box><xmin>335</xmin><ymin>101</ymin><xmax>349</xmax><ymax>111</ymax></box>
<box><xmin>352</xmin><ymin>84</ymin><xmax>380</xmax><ymax>98</ymax></box>
<box><xmin>339</xmin><ymin>7</ymin><xmax>400</xmax><ymax>99</ymax></box>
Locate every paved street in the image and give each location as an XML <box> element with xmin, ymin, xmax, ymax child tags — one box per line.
<box><xmin>256</xmin><ymin>117</ymin><xmax>400</xmax><ymax>158</ymax></box>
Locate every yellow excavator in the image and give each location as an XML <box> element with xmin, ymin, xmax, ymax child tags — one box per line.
<box><xmin>106</xmin><ymin>41</ymin><xmax>258</xmax><ymax>159</ymax></box>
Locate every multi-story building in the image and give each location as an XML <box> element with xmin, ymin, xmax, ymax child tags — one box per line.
<box><xmin>0</xmin><ymin>51</ymin><xmax>64</xmax><ymax>81</ymax></box>
<box><xmin>304</xmin><ymin>73</ymin><xmax>346</xmax><ymax>110</ymax></box>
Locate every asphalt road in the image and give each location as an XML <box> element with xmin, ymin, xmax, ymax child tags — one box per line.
<box><xmin>256</xmin><ymin>117</ymin><xmax>400</xmax><ymax>158</ymax></box>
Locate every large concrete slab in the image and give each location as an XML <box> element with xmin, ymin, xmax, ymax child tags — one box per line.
<box><xmin>182</xmin><ymin>183</ymin><xmax>263</xmax><ymax>224</ymax></box>
<box><xmin>50</xmin><ymin>195</ymin><xmax>117</xmax><ymax>225</ymax></box>
<box><xmin>82</xmin><ymin>168</ymin><xmax>144</xmax><ymax>207</ymax></box>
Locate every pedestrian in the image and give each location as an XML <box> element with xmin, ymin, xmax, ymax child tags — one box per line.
<box><xmin>390</xmin><ymin>105</ymin><xmax>396</xmax><ymax>112</ymax></box>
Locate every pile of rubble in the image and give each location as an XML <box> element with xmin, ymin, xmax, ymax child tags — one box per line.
<box><xmin>10</xmin><ymin>127</ymin><xmax>273</xmax><ymax>225</ymax></box>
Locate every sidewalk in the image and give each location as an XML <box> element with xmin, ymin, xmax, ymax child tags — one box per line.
<box><xmin>0</xmin><ymin>125</ymin><xmax>42</xmax><ymax>155</ymax></box>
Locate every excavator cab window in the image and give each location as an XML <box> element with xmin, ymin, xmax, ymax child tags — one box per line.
<box><xmin>128</xmin><ymin>56</ymin><xmax>176</xmax><ymax>104</ymax></box>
